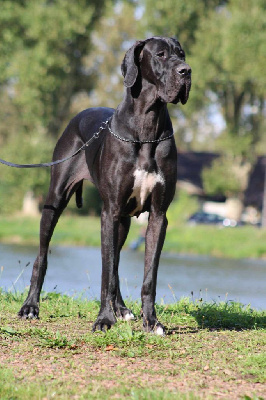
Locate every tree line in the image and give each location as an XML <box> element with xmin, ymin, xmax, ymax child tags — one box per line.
<box><xmin>0</xmin><ymin>0</ymin><xmax>265</xmax><ymax>214</ymax></box>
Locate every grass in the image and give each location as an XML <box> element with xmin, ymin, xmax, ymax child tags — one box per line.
<box><xmin>0</xmin><ymin>290</ymin><xmax>266</xmax><ymax>399</ymax></box>
<box><xmin>164</xmin><ymin>223</ymin><xmax>266</xmax><ymax>259</ymax></box>
<box><xmin>0</xmin><ymin>213</ymin><xmax>266</xmax><ymax>259</ymax></box>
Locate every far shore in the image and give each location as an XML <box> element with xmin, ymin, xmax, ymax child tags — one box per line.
<box><xmin>0</xmin><ymin>214</ymin><xmax>266</xmax><ymax>260</ymax></box>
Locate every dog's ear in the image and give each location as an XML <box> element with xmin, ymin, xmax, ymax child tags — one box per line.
<box><xmin>121</xmin><ymin>40</ymin><xmax>147</xmax><ymax>88</ymax></box>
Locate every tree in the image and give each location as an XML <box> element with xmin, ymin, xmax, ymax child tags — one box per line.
<box><xmin>140</xmin><ymin>0</ymin><xmax>224</xmax><ymax>51</ymax></box>
<box><xmin>73</xmin><ymin>0</ymin><xmax>140</xmax><ymax>112</ymax></box>
<box><xmin>191</xmin><ymin>0</ymin><xmax>266</xmax><ymax>201</ymax></box>
<box><xmin>190</xmin><ymin>0</ymin><xmax>266</xmax><ymax>157</ymax></box>
<box><xmin>0</xmin><ymin>0</ymin><xmax>107</xmax><ymax>137</ymax></box>
<box><xmin>0</xmin><ymin>0</ymin><xmax>107</xmax><ymax>213</ymax></box>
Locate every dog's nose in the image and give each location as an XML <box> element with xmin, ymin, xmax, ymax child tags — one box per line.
<box><xmin>176</xmin><ymin>64</ymin><xmax>191</xmax><ymax>77</ymax></box>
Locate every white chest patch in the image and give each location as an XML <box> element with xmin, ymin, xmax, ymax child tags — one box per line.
<box><xmin>127</xmin><ymin>169</ymin><xmax>164</xmax><ymax>215</ymax></box>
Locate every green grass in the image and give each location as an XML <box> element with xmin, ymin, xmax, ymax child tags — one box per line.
<box><xmin>164</xmin><ymin>223</ymin><xmax>266</xmax><ymax>259</ymax></box>
<box><xmin>0</xmin><ymin>213</ymin><xmax>266</xmax><ymax>259</ymax></box>
<box><xmin>0</xmin><ymin>290</ymin><xmax>266</xmax><ymax>399</ymax></box>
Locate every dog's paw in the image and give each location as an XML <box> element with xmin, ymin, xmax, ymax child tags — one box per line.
<box><xmin>18</xmin><ymin>304</ymin><xmax>39</xmax><ymax>319</ymax></box>
<box><xmin>154</xmin><ymin>323</ymin><xmax>165</xmax><ymax>336</ymax></box>
<box><xmin>92</xmin><ymin>320</ymin><xmax>114</xmax><ymax>333</ymax></box>
<box><xmin>123</xmin><ymin>311</ymin><xmax>135</xmax><ymax>321</ymax></box>
<box><xmin>92</xmin><ymin>313</ymin><xmax>117</xmax><ymax>333</ymax></box>
<box><xmin>92</xmin><ymin>323</ymin><xmax>110</xmax><ymax>333</ymax></box>
<box><xmin>143</xmin><ymin>321</ymin><xmax>165</xmax><ymax>336</ymax></box>
<box><xmin>117</xmin><ymin>307</ymin><xmax>135</xmax><ymax>321</ymax></box>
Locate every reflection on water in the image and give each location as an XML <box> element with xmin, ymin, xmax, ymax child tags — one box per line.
<box><xmin>0</xmin><ymin>243</ymin><xmax>265</xmax><ymax>310</ymax></box>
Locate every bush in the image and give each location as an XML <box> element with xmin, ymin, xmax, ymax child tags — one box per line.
<box><xmin>202</xmin><ymin>156</ymin><xmax>243</xmax><ymax>197</ymax></box>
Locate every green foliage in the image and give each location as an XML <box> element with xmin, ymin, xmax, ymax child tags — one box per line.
<box><xmin>189</xmin><ymin>0</ymin><xmax>266</xmax><ymax>147</ymax></box>
<box><xmin>140</xmin><ymin>0</ymin><xmax>224</xmax><ymax>51</ymax></box>
<box><xmin>36</xmin><ymin>328</ymin><xmax>76</xmax><ymax>349</ymax></box>
<box><xmin>0</xmin><ymin>131</ymin><xmax>53</xmax><ymax>213</ymax></box>
<box><xmin>83</xmin><ymin>0</ymin><xmax>140</xmax><ymax>111</ymax></box>
<box><xmin>0</xmin><ymin>0</ymin><xmax>106</xmax><ymax>133</ymax></box>
<box><xmin>0</xmin><ymin>0</ymin><xmax>107</xmax><ymax>213</ymax></box>
<box><xmin>202</xmin><ymin>157</ymin><xmax>242</xmax><ymax>197</ymax></box>
<box><xmin>202</xmin><ymin>133</ymin><xmax>253</xmax><ymax>197</ymax></box>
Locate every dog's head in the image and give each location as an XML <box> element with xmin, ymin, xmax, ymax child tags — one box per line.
<box><xmin>121</xmin><ymin>37</ymin><xmax>191</xmax><ymax>105</ymax></box>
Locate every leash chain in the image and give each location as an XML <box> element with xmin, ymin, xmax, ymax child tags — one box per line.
<box><xmin>0</xmin><ymin>119</ymin><xmax>110</xmax><ymax>169</ymax></box>
<box><xmin>106</xmin><ymin>121</ymin><xmax>174</xmax><ymax>144</ymax></box>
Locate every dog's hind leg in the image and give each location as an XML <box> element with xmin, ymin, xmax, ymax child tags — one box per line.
<box><xmin>18</xmin><ymin>167</ymin><xmax>83</xmax><ymax>319</ymax></box>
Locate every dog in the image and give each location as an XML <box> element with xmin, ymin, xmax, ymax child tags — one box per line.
<box><xmin>18</xmin><ymin>36</ymin><xmax>191</xmax><ymax>335</ymax></box>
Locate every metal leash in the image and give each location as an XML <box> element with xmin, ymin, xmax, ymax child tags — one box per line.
<box><xmin>0</xmin><ymin>120</ymin><xmax>110</xmax><ymax>169</ymax></box>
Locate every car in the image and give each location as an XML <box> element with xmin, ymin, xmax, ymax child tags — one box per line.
<box><xmin>187</xmin><ymin>211</ymin><xmax>237</xmax><ymax>227</ymax></box>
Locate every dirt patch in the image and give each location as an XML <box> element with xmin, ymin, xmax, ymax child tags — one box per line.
<box><xmin>1</xmin><ymin>340</ymin><xmax>265</xmax><ymax>399</ymax></box>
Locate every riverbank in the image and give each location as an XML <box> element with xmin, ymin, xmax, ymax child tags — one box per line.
<box><xmin>0</xmin><ymin>291</ymin><xmax>265</xmax><ymax>399</ymax></box>
<box><xmin>0</xmin><ymin>214</ymin><xmax>265</xmax><ymax>259</ymax></box>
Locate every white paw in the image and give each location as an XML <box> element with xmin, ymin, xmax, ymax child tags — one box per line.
<box><xmin>155</xmin><ymin>325</ymin><xmax>165</xmax><ymax>336</ymax></box>
<box><xmin>123</xmin><ymin>312</ymin><xmax>134</xmax><ymax>321</ymax></box>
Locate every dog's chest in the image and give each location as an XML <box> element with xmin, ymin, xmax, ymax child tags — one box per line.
<box><xmin>127</xmin><ymin>168</ymin><xmax>164</xmax><ymax>216</ymax></box>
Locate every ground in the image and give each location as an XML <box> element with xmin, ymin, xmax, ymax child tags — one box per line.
<box><xmin>1</xmin><ymin>294</ymin><xmax>265</xmax><ymax>399</ymax></box>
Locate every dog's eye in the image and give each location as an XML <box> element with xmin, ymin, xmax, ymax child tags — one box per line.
<box><xmin>176</xmin><ymin>50</ymin><xmax>185</xmax><ymax>59</ymax></box>
<box><xmin>156</xmin><ymin>51</ymin><xmax>167</xmax><ymax>59</ymax></box>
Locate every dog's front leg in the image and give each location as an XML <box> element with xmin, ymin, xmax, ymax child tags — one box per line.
<box><xmin>141</xmin><ymin>211</ymin><xmax>168</xmax><ymax>335</ymax></box>
<box><xmin>92</xmin><ymin>208</ymin><xmax>121</xmax><ymax>332</ymax></box>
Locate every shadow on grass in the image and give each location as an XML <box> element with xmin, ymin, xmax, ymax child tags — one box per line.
<box><xmin>187</xmin><ymin>301</ymin><xmax>266</xmax><ymax>331</ymax></box>
<box><xmin>166</xmin><ymin>326</ymin><xmax>199</xmax><ymax>336</ymax></box>
<box><xmin>156</xmin><ymin>299</ymin><xmax>266</xmax><ymax>333</ymax></box>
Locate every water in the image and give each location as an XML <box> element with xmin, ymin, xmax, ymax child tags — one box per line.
<box><xmin>0</xmin><ymin>243</ymin><xmax>265</xmax><ymax>310</ymax></box>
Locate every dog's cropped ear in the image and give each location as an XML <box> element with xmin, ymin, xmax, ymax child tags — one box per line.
<box><xmin>121</xmin><ymin>40</ymin><xmax>147</xmax><ymax>88</ymax></box>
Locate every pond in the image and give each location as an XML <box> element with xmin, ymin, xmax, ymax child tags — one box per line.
<box><xmin>0</xmin><ymin>243</ymin><xmax>265</xmax><ymax>310</ymax></box>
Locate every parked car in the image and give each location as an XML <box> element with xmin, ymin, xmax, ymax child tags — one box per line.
<box><xmin>187</xmin><ymin>211</ymin><xmax>237</xmax><ymax>227</ymax></box>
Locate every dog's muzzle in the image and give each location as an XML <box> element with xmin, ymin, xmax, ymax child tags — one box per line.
<box><xmin>172</xmin><ymin>63</ymin><xmax>191</xmax><ymax>105</ymax></box>
<box><xmin>157</xmin><ymin>60</ymin><xmax>191</xmax><ymax>105</ymax></box>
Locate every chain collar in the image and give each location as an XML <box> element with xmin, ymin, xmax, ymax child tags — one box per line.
<box><xmin>106</xmin><ymin>120</ymin><xmax>174</xmax><ymax>144</ymax></box>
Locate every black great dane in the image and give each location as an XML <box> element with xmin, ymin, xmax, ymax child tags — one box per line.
<box><xmin>18</xmin><ymin>36</ymin><xmax>191</xmax><ymax>335</ymax></box>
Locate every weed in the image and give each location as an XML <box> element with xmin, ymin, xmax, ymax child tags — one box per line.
<box><xmin>0</xmin><ymin>326</ymin><xmax>21</xmax><ymax>336</ymax></box>
<box><xmin>34</xmin><ymin>328</ymin><xmax>76</xmax><ymax>349</ymax></box>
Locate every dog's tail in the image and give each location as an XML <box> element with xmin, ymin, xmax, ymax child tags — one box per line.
<box><xmin>75</xmin><ymin>182</ymin><xmax>83</xmax><ymax>208</ymax></box>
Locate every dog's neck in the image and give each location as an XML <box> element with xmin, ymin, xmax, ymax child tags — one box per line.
<box><xmin>114</xmin><ymin>82</ymin><xmax>170</xmax><ymax>142</ymax></box>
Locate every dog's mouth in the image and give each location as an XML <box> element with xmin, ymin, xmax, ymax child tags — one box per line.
<box><xmin>172</xmin><ymin>80</ymin><xmax>191</xmax><ymax>105</ymax></box>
